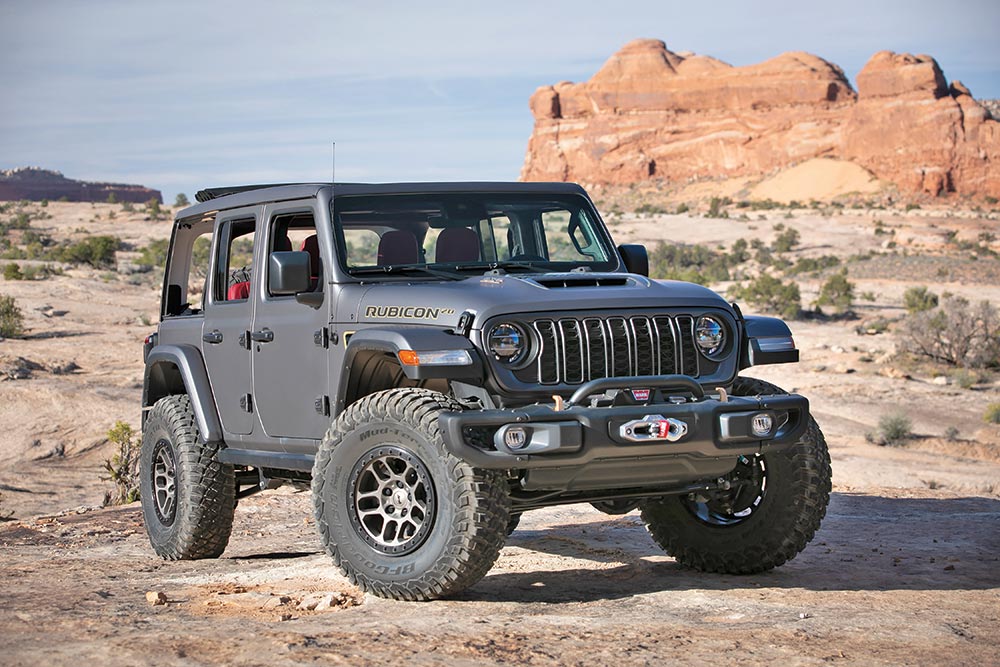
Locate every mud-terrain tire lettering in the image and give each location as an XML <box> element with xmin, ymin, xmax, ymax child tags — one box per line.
<box><xmin>641</xmin><ymin>376</ymin><xmax>832</xmax><ymax>574</ymax></box>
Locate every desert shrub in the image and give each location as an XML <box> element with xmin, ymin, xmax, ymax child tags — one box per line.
<box><xmin>0</xmin><ymin>294</ymin><xmax>25</xmax><ymax>338</ymax></box>
<box><xmin>174</xmin><ymin>193</ymin><xmax>190</xmax><ymax>207</ymax></box>
<box><xmin>675</xmin><ymin>203</ymin><xmax>690</xmax><ymax>214</ymax></box>
<box><xmin>903</xmin><ymin>286</ymin><xmax>939</xmax><ymax>314</ymax></box>
<box><xmin>815</xmin><ymin>269</ymin><xmax>855</xmax><ymax>313</ymax></box>
<box><xmin>952</xmin><ymin>368</ymin><xmax>979</xmax><ymax>389</ymax></box>
<box><xmin>52</xmin><ymin>235</ymin><xmax>120</xmax><ymax>268</ymax></box>
<box><xmin>102</xmin><ymin>421</ymin><xmax>140</xmax><ymax>506</ymax></box>
<box><xmin>944</xmin><ymin>426</ymin><xmax>960</xmax><ymax>442</ymax></box>
<box><xmin>876</xmin><ymin>412</ymin><xmax>912</xmax><ymax>446</ymax></box>
<box><xmin>121</xmin><ymin>201</ymin><xmax>134</xmax><ymax>212</ymax></box>
<box><xmin>3</xmin><ymin>263</ymin><xmax>23</xmax><ymax>280</ymax></box>
<box><xmin>772</xmin><ymin>228</ymin><xmax>800</xmax><ymax>253</ymax></box>
<box><xmin>729</xmin><ymin>274</ymin><xmax>801</xmax><ymax>319</ymax></box>
<box><xmin>107</xmin><ymin>193</ymin><xmax>118</xmax><ymax>204</ymax></box>
<box><xmin>137</xmin><ymin>238</ymin><xmax>169</xmax><ymax>267</ymax></box>
<box><xmin>146</xmin><ymin>198</ymin><xmax>162</xmax><ymax>220</ymax></box>
<box><xmin>898</xmin><ymin>296</ymin><xmax>1000</xmax><ymax>368</ymax></box>
<box><xmin>707</xmin><ymin>197</ymin><xmax>731</xmax><ymax>219</ymax></box>
<box><xmin>649</xmin><ymin>243</ymin><xmax>735</xmax><ymax>285</ymax></box>
<box><xmin>787</xmin><ymin>255</ymin><xmax>840</xmax><ymax>275</ymax></box>
<box><xmin>905</xmin><ymin>203</ymin><xmax>921</xmax><ymax>211</ymax></box>
<box><xmin>985</xmin><ymin>404</ymin><xmax>1000</xmax><ymax>425</ymax></box>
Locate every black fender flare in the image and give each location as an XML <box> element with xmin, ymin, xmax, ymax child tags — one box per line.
<box><xmin>143</xmin><ymin>344</ymin><xmax>224</xmax><ymax>443</ymax></box>
<box><xmin>740</xmin><ymin>315</ymin><xmax>799</xmax><ymax>367</ymax></box>
<box><xmin>335</xmin><ymin>327</ymin><xmax>484</xmax><ymax>411</ymax></box>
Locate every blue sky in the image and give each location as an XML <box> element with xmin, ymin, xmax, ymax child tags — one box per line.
<box><xmin>1</xmin><ymin>0</ymin><xmax>998</xmax><ymax>202</ymax></box>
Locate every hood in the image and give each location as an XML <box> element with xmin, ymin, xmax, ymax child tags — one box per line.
<box><xmin>345</xmin><ymin>273</ymin><xmax>730</xmax><ymax>330</ymax></box>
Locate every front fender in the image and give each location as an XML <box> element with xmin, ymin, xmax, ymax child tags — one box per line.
<box><xmin>143</xmin><ymin>344</ymin><xmax>224</xmax><ymax>443</ymax></box>
<box><xmin>342</xmin><ymin>327</ymin><xmax>484</xmax><ymax>381</ymax></box>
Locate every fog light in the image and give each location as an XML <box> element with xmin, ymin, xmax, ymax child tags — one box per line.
<box><xmin>751</xmin><ymin>413</ymin><xmax>774</xmax><ymax>437</ymax></box>
<box><xmin>504</xmin><ymin>427</ymin><xmax>528</xmax><ymax>450</ymax></box>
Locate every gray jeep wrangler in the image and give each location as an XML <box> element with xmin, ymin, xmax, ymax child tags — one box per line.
<box><xmin>140</xmin><ymin>182</ymin><xmax>831</xmax><ymax>600</ymax></box>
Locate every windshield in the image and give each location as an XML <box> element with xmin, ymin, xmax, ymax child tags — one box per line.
<box><xmin>332</xmin><ymin>193</ymin><xmax>617</xmax><ymax>276</ymax></box>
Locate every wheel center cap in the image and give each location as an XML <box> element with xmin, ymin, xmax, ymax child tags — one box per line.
<box><xmin>392</xmin><ymin>489</ymin><xmax>409</xmax><ymax>507</ymax></box>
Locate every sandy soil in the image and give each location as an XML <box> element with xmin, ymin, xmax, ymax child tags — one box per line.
<box><xmin>2</xmin><ymin>201</ymin><xmax>1000</xmax><ymax>665</ymax></box>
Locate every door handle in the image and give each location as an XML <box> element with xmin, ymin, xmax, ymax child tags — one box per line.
<box><xmin>250</xmin><ymin>328</ymin><xmax>274</xmax><ymax>343</ymax></box>
<box><xmin>202</xmin><ymin>330</ymin><xmax>224</xmax><ymax>344</ymax></box>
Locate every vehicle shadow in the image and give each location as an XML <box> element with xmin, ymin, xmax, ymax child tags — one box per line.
<box><xmin>461</xmin><ymin>492</ymin><xmax>1000</xmax><ymax>602</ymax></box>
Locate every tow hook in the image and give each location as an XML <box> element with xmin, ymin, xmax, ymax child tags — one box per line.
<box><xmin>620</xmin><ymin>415</ymin><xmax>689</xmax><ymax>443</ymax></box>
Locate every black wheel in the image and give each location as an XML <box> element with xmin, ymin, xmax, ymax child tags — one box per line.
<box><xmin>312</xmin><ymin>388</ymin><xmax>511</xmax><ymax>600</ymax></box>
<box><xmin>140</xmin><ymin>395</ymin><xmax>235</xmax><ymax>559</ymax></box>
<box><xmin>640</xmin><ymin>376</ymin><xmax>831</xmax><ymax>574</ymax></box>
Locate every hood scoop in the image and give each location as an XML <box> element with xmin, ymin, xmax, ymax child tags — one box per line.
<box><xmin>526</xmin><ymin>274</ymin><xmax>644</xmax><ymax>289</ymax></box>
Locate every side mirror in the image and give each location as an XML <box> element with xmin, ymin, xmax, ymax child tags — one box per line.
<box><xmin>268</xmin><ymin>251</ymin><xmax>312</xmax><ymax>295</ymax></box>
<box><xmin>618</xmin><ymin>244</ymin><xmax>649</xmax><ymax>277</ymax></box>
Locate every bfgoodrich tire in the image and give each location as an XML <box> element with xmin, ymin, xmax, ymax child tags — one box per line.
<box><xmin>312</xmin><ymin>388</ymin><xmax>511</xmax><ymax>601</ymax></box>
<box><xmin>140</xmin><ymin>395</ymin><xmax>235</xmax><ymax>559</ymax></box>
<box><xmin>640</xmin><ymin>376</ymin><xmax>831</xmax><ymax>574</ymax></box>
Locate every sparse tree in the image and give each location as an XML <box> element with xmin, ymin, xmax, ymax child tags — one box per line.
<box><xmin>147</xmin><ymin>198</ymin><xmax>162</xmax><ymax>219</ymax></box>
<box><xmin>174</xmin><ymin>193</ymin><xmax>190</xmax><ymax>208</ymax></box>
<box><xmin>903</xmin><ymin>286</ymin><xmax>939</xmax><ymax>314</ymax></box>
<box><xmin>107</xmin><ymin>192</ymin><xmax>118</xmax><ymax>204</ymax></box>
<box><xmin>0</xmin><ymin>294</ymin><xmax>25</xmax><ymax>338</ymax></box>
<box><xmin>102</xmin><ymin>421</ymin><xmax>140</xmax><ymax>506</ymax></box>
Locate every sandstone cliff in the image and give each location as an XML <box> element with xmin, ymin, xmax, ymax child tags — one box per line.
<box><xmin>0</xmin><ymin>167</ymin><xmax>162</xmax><ymax>204</ymax></box>
<box><xmin>521</xmin><ymin>40</ymin><xmax>1000</xmax><ymax>198</ymax></box>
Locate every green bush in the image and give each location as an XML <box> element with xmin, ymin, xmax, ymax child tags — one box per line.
<box><xmin>707</xmin><ymin>197</ymin><xmax>731</xmax><ymax>219</ymax></box>
<box><xmin>0</xmin><ymin>294</ymin><xmax>25</xmax><ymax>338</ymax></box>
<box><xmin>137</xmin><ymin>238</ymin><xmax>169</xmax><ymax>267</ymax></box>
<box><xmin>772</xmin><ymin>228</ymin><xmax>800</xmax><ymax>253</ymax></box>
<box><xmin>675</xmin><ymin>203</ymin><xmax>690</xmax><ymax>214</ymax></box>
<box><xmin>985</xmin><ymin>404</ymin><xmax>1000</xmax><ymax>425</ymax></box>
<box><xmin>815</xmin><ymin>269</ymin><xmax>855</xmax><ymax>313</ymax></box>
<box><xmin>903</xmin><ymin>286</ymin><xmax>939</xmax><ymax>314</ymax></box>
<box><xmin>53</xmin><ymin>235</ymin><xmax>120</xmax><ymax>268</ymax></box>
<box><xmin>877</xmin><ymin>412</ymin><xmax>912</xmax><ymax>445</ymax></box>
<box><xmin>729</xmin><ymin>274</ymin><xmax>802</xmax><ymax>319</ymax></box>
<box><xmin>174</xmin><ymin>193</ymin><xmax>190</xmax><ymax>208</ymax></box>
<box><xmin>952</xmin><ymin>369</ymin><xmax>979</xmax><ymax>389</ymax></box>
<box><xmin>787</xmin><ymin>255</ymin><xmax>840</xmax><ymax>275</ymax></box>
<box><xmin>649</xmin><ymin>243</ymin><xmax>733</xmax><ymax>285</ymax></box>
<box><xmin>3</xmin><ymin>263</ymin><xmax>23</xmax><ymax>280</ymax></box>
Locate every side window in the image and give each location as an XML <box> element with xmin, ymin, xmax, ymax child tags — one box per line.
<box><xmin>214</xmin><ymin>218</ymin><xmax>256</xmax><ymax>303</ymax></box>
<box><xmin>267</xmin><ymin>212</ymin><xmax>318</xmax><ymax>295</ymax></box>
<box><xmin>162</xmin><ymin>216</ymin><xmax>214</xmax><ymax>318</ymax></box>
<box><xmin>540</xmin><ymin>209</ymin><xmax>607</xmax><ymax>262</ymax></box>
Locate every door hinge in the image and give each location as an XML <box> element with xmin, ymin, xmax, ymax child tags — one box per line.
<box><xmin>314</xmin><ymin>327</ymin><xmax>329</xmax><ymax>349</ymax></box>
<box><xmin>314</xmin><ymin>395</ymin><xmax>330</xmax><ymax>416</ymax></box>
<box><xmin>240</xmin><ymin>393</ymin><xmax>253</xmax><ymax>413</ymax></box>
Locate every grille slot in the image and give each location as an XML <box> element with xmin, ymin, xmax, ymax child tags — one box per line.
<box><xmin>530</xmin><ymin>314</ymin><xmax>702</xmax><ymax>385</ymax></box>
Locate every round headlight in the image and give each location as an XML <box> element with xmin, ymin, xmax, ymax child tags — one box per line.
<box><xmin>488</xmin><ymin>323</ymin><xmax>526</xmax><ymax>363</ymax></box>
<box><xmin>695</xmin><ymin>316</ymin><xmax>726</xmax><ymax>357</ymax></box>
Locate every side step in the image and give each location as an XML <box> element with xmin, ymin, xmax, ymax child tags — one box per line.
<box><xmin>217</xmin><ymin>448</ymin><xmax>314</xmax><ymax>472</ymax></box>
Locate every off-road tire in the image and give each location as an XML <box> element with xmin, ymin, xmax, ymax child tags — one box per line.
<box><xmin>312</xmin><ymin>388</ymin><xmax>511</xmax><ymax>600</ymax></box>
<box><xmin>640</xmin><ymin>376</ymin><xmax>831</xmax><ymax>574</ymax></box>
<box><xmin>140</xmin><ymin>395</ymin><xmax>235</xmax><ymax>559</ymax></box>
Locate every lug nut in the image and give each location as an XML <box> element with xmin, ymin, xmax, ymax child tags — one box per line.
<box><xmin>386</xmin><ymin>505</ymin><xmax>395</xmax><ymax>514</ymax></box>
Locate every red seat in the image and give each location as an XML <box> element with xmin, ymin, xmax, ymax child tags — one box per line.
<box><xmin>228</xmin><ymin>281</ymin><xmax>251</xmax><ymax>300</ymax></box>
<box><xmin>301</xmin><ymin>235</ymin><xmax>320</xmax><ymax>278</ymax></box>
<box><xmin>377</xmin><ymin>230</ymin><xmax>420</xmax><ymax>266</ymax></box>
<box><xmin>436</xmin><ymin>227</ymin><xmax>480</xmax><ymax>263</ymax></box>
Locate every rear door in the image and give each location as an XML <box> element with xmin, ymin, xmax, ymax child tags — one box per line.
<box><xmin>250</xmin><ymin>202</ymin><xmax>331</xmax><ymax>441</ymax></box>
<box><xmin>201</xmin><ymin>209</ymin><xmax>258</xmax><ymax>435</ymax></box>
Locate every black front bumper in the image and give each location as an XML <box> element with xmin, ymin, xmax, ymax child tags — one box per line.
<box><xmin>439</xmin><ymin>378</ymin><xmax>809</xmax><ymax>492</ymax></box>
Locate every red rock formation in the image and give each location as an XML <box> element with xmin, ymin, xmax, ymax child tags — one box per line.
<box><xmin>521</xmin><ymin>40</ymin><xmax>1000</xmax><ymax>198</ymax></box>
<box><xmin>0</xmin><ymin>167</ymin><xmax>162</xmax><ymax>203</ymax></box>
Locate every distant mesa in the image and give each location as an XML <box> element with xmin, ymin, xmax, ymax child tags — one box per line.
<box><xmin>0</xmin><ymin>167</ymin><xmax>162</xmax><ymax>204</ymax></box>
<box><xmin>521</xmin><ymin>39</ymin><xmax>1000</xmax><ymax>198</ymax></box>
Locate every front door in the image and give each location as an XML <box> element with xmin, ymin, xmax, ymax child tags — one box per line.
<box><xmin>201</xmin><ymin>209</ymin><xmax>258</xmax><ymax>435</ymax></box>
<box><xmin>251</xmin><ymin>203</ymin><xmax>331</xmax><ymax>443</ymax></box>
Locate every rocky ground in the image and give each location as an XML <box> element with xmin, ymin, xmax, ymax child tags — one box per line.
<box><xmin>1</xmin><ymin>201</ymin><xmax>999</xmax><ymax>665</ymax></box>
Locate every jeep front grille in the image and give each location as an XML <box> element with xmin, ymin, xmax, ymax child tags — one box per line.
<box><xmin>531</xmin><ymin>315</ymin><xmax>699</xmax><ymax>385</ymax></box>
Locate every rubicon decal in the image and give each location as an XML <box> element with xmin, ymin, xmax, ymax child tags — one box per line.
<box><xmin>364</xmin><ymin>305</ymin><xmax>455</xmax><ymax>320</ymax></box>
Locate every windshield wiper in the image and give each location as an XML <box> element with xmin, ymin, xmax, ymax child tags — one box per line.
<box><xmin>350</xmin><ymin>265</ymin><xmax>466</xmax><ymax>281</ymax></box>
<box><xmin>454</xmin><ymin>260</ymin><xmax>547</xmax><ymax>274</ymax></box>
